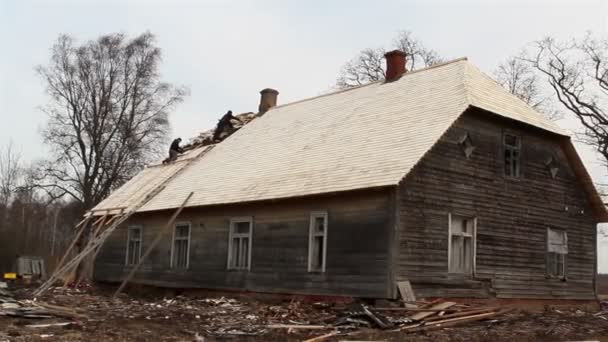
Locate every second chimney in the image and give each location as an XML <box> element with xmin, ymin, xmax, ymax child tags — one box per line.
<box><xmin>258</xmin><ymin>88</ymin><xmax>279</xmax><ymax>114</ymax></box>
<box><xmin>384</xmin><ymin>50</ymin><xmax>407</xmax><ymax>82</ymax></box>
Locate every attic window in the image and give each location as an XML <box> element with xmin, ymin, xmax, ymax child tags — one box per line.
<box><xmin>458</xmin><ymin>133</ymin><xmax>475</xmax><ymax>158</ymax></box>
<box><xmin>544</xmin><ymin>155</ymin><xmax>559</xmax><ymax>179</ymax></box>
<box><xmin>503</xmin><ymin>133</ymin><xmax>521</xmax><ymax>177</ymax></box>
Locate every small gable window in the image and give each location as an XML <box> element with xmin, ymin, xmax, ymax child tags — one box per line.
<box><xmin>544</xmin><ymin>155</ymin><xmax>559</xmax><ymax>179</ymax></box>
<box><xmin>503</xmin><ymin>133</ymin><xmax>521</xmax><ymax>177</ymax></box>
<box><xmin>459</xmin><ymin>133</ymin><xmax>475</xmax><ymax>158</ymax></box>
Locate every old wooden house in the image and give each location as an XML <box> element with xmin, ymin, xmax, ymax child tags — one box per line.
<box><xmin>92</xmin><ymin>51</ymin><xmax>607</xmax><ymax>300</ymax></box>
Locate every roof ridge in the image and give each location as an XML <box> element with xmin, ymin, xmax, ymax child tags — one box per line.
<box><xmin>265</xmin><ymin>57</ymin><xmax>470</xmax><ymax>113</ymax></box>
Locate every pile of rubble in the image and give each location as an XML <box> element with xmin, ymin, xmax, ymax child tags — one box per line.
<box><xmin>182</xmin><ymin>111</ymin><xmax>256</xmax><ymax>151</ymax></box>
<box><xmin>0</xmin><ymin>286</ymin><xmax>83</xmax><ymax>321</ymax></box>
<box><xmin>2</xmin><ymin>284</ymin><xmax>608</xmax><ymax>341</ymax></box>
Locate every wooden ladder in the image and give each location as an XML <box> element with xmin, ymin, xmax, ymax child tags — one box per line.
<box><xmin>34</xmin><ymin>145</ymin><xmax>214</xmax><ymax>297</ymax></box>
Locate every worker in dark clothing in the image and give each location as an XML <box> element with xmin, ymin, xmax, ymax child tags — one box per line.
<box><xmin>164</xmin><ymin>137</ymin><xmax>183</xmax><ymax>163</ymax></box>
<box><xmin>213</xmin><ymin>110</ymin><xmax>239</xmax><ymax>142</ymax></box>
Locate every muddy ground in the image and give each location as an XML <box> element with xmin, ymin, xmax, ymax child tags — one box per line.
<box><xmin>1</xmin><ymin>284</ymin><xmax>608</xmax><ymax>342</ymax></box>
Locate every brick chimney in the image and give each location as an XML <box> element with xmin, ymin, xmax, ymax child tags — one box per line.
<box><xmin>384</xmin><ymin>50</ymin><xmax>407</xmax><ymax>82</ymax></box>
<box><xmin>258</xmin><ymin>88</ymin><xmax>279</xmax><ymax>114</ymax></box>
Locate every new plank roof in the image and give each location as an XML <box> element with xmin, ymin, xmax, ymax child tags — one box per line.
<box><xmin>93</xmin><ymin>58</ymin><xmax>607</xmax><ymax>219</ymax></box>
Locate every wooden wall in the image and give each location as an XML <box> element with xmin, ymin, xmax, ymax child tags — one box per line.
<box><xmin>395</xmin><ymin>108</ymin><xmax>598</xmax><ymax>300</ymax></box>
<box><xmin>94</xmin><ymin>189</ymin><xmax>393</xmax><ymax>298</ymax></box>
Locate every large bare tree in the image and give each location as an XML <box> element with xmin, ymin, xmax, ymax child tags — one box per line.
<box><xmin>36</xmin><ymin>32</ymin><xmax>187</xmax><ymax>210</ymax></box>
<box><xmin>494</xmin><ymin>56</ymin><xmax>559</xmax><ymax>120</ymax></box>
<box><xmin>337</xmin><ymin>31</ymin><xmax>443</xmax><ymax>88</ymax></box>
<box><xmin>524</xmin><ymin>34</ymin><xmax>608</xmax><ymax>166</ymax></box>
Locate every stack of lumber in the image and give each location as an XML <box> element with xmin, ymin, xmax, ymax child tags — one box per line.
<box><xmin>0</xmin><ymin>287</ymin><xmax>85</xmax><ymax>320</ymax></box>
<box><xmin>375</xmin><ymin>299</ymin><xmax>511</xmax><ymax>332</ymax></box>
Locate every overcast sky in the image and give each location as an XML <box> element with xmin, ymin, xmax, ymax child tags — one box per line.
<box><xmin>1</xmin><ymin>0</ymin><xmax>607</xmax><ymax>271</ymax></box>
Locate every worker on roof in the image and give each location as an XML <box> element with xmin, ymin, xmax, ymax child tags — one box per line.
<box><xmin>213</xmin><ymin>110</ymin><xmax>239</xmax><ymax>142</ymax></box>
<box><xmin>164</xmin><ymin>137</ymin><xmax>183</xmax><ymax>163</ymax></box>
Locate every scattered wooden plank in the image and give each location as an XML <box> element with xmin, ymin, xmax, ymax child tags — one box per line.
<box><xmin>373</xmin><ymin>307</ymin><xmax>458</xmax><ymax>312</ymax></box>
<box><xmin>34</xmin><ymin>303</ymin><xmax>87</xmax><ymax>320</ymax></box>
<box><xmin>406</xmin><ymin>311</ymin><xmax>498</xmax><ymax>332</ymax></box>
<box><xmin>418</xmin><ymin>299</ymin><xmax>443</xmax><ymax>309</ymax></box>
<box><xmin>26</xmin><ymin>322</ymin><xmax>74</xmax><ymax>328</ymax></box>
<box><xmin>362</xmin><ymin>305</ymin><xmax>392</xmax><ymax>329</ymax></box>
<box><xmin>396</xmin><ymin>281</ymin><xmax>416</xmax><ymax>302</ymax></box>
<box><xmin>267</xmin><ymin>324</ymin><xmax>328</xmax><ymax>330</ymax></box>
<box><xmin>424</xmin><ymin>307</ymin><xmax>498</xmax><ymax>322</ymax></box>
<box><xmin>303</xmin><ymin>331</ymin><xmax>340</xmax><ymax>342</ymax></box>
<box><xmin>409</xmin><ymin>301</ymin><xmax>457</xmax><ymax>321</ymax></box>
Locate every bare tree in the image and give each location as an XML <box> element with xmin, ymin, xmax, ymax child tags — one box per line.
<box><xmin>0</xmin><ymin>142</ymin><xmax>22</xmax><ymax>206</ymax></box>
<box><xmin>525</xmin><ymin>34</ymin><xmax>608</xmax><ymax>166</ymax></box>
<box><xmin>36</xmin><ymin>32</ymin><xmax>187</xmax><ymax>210</ymax></box>
<box><xmin>337</xmin><ymin>31</ymin><xmax>443</xmax><ymax>88</ymax></box>
<box><xmin>494</xmin><ymin>56</ymin><xmax>559</xmax><ymax>120</ymax></box>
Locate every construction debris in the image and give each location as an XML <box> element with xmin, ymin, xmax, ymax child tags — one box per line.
<box><xmin>183</xmin><ymin>111</ymin><xmax>256</xmax><ymax>151</ymax></box>
<box><xmin>2</xmin><ymin>285</ymin><xmax>608</xmax><ymax>341</ymax></box>
<box><xmin>0</xmin><ymin>287</ymin><xmax>84</xmax><ymax>320</ymax></box>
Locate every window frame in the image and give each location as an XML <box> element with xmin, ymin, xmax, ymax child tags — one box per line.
<box><xmin>125</xmin><ymin>225</ymin><xmax>143</xmax><ymax>266</ymax></box>
<box><xmin>546</xmin><ymin>228</ymin><xmax>567</xmax><ymax>279</ymax></box>
<box><xmin>503</xmin><ymin>132</ymin><xmax>522</xmax><ymax>178</ymax></box>
<box><xmin>447</xmin><ymin>213</ymin><xmax>477</xmax><ymax>276</ymax></box>
<box><xmin>308</xmin><ymin>211</ymin><xmax>328</xmax><ymax>273</ymax></box>
<box><xmin>227</xmin><ymin>217</ymin><xmax>253</xmax><ymax>271</ymax></box>
<box><xmin>170</xmin><ymin>222</ymin><xmax>192</xmax><ymax>269</ymax></box>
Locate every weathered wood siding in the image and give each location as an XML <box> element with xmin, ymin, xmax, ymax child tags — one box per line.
<box><xmin>95</xmin><ymin>189</ymin><xmax>393</xmax><ymax>298</ymax></box>
<box><xmin>396</xmin><ymin>108</ymin><xmax>597</xmax><ymax>300</ymax></box>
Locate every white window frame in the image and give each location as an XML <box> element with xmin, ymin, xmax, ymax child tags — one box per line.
<box><xmin>227</xmin><ymin>217</ymin><xmax>253</xmax><ymax>271</ymax></box>
<box><xmin>447</xmin><ymin>213</ymin><xmax>477</xmax><ymax>275</ymax></box>
<box><xmin>308</xmin><ymin>211</ymin><xmax>328</xmax><ymax>273</ymax></box>
<box><xmin>171</xmin><ymin>222</ymin><xmax>191</xmax><ymax>269</ymax></box>
<box><xmin>546</xmin><ymin>228</ymin><xmax>567</xmax><ymax>279</ymax></box>
<box><xmin>503</xmin><ymin>133</ymin><xmax>521</xmax><ymax>177</ymax></box>
<box><xmin>125</xmin><ymin>225</ymin><xmax>143</xmax><ymax>266</ymax></box>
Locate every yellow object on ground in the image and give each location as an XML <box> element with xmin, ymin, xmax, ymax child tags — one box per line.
<box><xmin>3</xmin><ymin>273</ymin><xmax>16</xmax><ymax>279</ymax></box>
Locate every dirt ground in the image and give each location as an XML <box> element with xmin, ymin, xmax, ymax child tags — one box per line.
<box><xmin>1</xmin><ymin>284</ymin><xmax>608</xmax><ymax>342</ymax></box>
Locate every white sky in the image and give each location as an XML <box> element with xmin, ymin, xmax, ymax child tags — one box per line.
<box><xmin>1</xmin><ymin>0</ymin><xmax>607</xmax><ymax>271</ymax></box>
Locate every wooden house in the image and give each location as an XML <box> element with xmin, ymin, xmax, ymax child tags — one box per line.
<box><xmin>91</xmin><ymin>51</ymin><xmax>607</xmax><ymax>300</ymax></box>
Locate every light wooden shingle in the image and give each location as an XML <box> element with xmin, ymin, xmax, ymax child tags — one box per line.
<box><xmin>92</xmin><ymin>59</ymin><xmax>567</xmax><ymax>213</ymax></box>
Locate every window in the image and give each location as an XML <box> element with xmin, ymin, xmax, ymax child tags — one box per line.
<box><xmin>448</xmin><ymin>214</ymin><xmax>476</xmax><ymax>275</ymax></box>
<box><xmin>308</xmin><ymin>212</ymin><xmax>328</xmax><ymax>272</ymax></box>
<box><xmin>171</xmin><ymin>223</ymin><xmax>191</xmax><ymax>269</ymax></box>
<box><xmin>125</xmin><ymin>226</ymin><xmax>142</xmax><ymax>266</ymax></box>
<box><xmin>547</xmin><ymin>228</ymin><xmax>567</xmax><ymax>278</ymax></box>
<box><xmin>228</xmin><ymin>217</ymin><xmax>252</xmax><ymax>270</ymax></box>
<box><xmin>503</xmin><ymin>133</ymin><xmax>521</xmax><ymax>177</ymax></box>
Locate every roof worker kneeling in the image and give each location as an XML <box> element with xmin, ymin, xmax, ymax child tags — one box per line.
<box><xmin>163</xmin><ymin>137</ymin><xmax>183</xmax><ymax>164</ymax></box>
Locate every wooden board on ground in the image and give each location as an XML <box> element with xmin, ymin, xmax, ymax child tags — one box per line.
<box><xmin>409</xmin><ymin>301</ymin><xmax>457</xmax><ymax>321</ymax></box>
<box><xmin>397</xmin><ymin>280</ymin><xmax>416</xmax><ymax>302</ymax></box>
